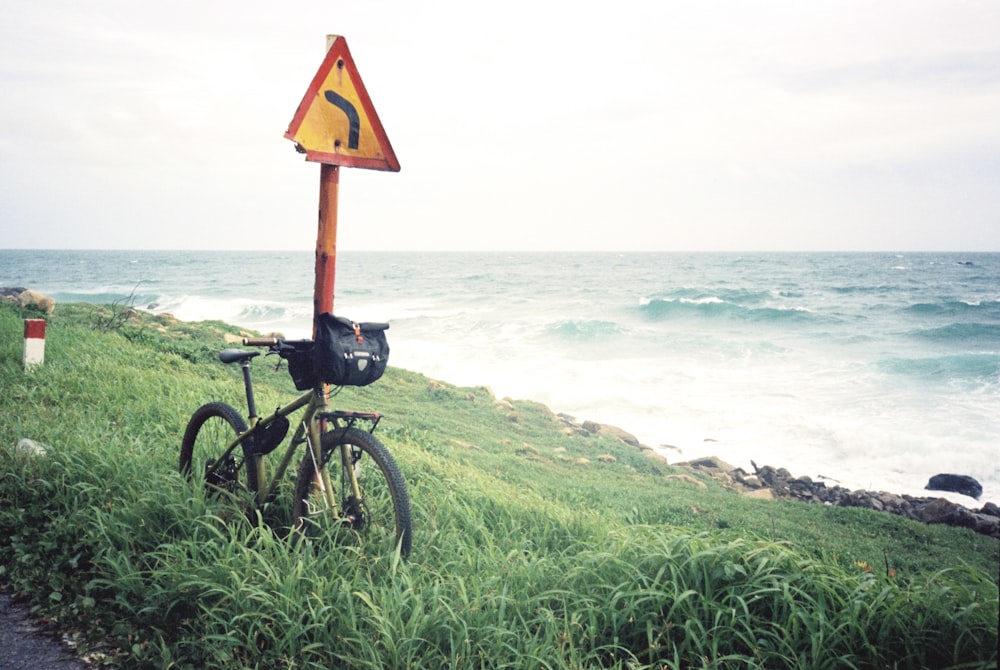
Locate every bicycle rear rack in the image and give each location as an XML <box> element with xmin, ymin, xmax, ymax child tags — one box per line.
<box><xmin>317</xmin><ymin>410</ymin><xmax>382</xmax><ymax>432</ymax></box>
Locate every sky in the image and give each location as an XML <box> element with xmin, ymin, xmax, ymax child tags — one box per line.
<box><xmin>1</xmin><ymin>1</ymin><xmax>998</xmax><ymax>252</ymax></box>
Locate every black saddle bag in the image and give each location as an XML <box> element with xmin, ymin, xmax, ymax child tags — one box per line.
<box><xmin>313</xmin><ymin>313</ymin><xmax>389</xmax><ymax>387</ymax></box>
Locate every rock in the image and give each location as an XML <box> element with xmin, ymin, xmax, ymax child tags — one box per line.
<box><xmin>515</xmin><ymin>444</ymin><xmax>540</xmax><ymax>458</ymax></box>
<box><xmin>788</xmin><ymin>477</ymin><xmax>821</xmax><ymax>501</ymax></box>
<box><xmin>715</xmin><ymin>462</ymin><xmax>999</xmax><ymax>540</ymax></box>
<box><xmin>15</xmin><ymin>438</ymin><xmax>49</xmax><ymax>456</ymax></box>
<box><xmin>915</xmin><ymin>498</ymin><xmax>974</xmax><ymax>528</ymax></box>
<box><xmin>644</xmin><ymin>449</ymin><xmax>669</xmax><ymax>464</ymax></box>
<box><xmin>20</xmin><ymin>289</ymin><xmax>56</xmax><ymax>314</ymax></box>
<box><xmin>753</xmin><ymin>465</ymin><xmax>794</xmax><ymax>494</ymax></box>
<box><xmin>686</xmin><ymin>456</ymin><xmax>738</xmax><ymax>473</ymax></box>
<box><xmin>849</xmin><ymin>490</ymin><xmax>875</xmax><ymax>508</ymax></box>
<box><xmin>925</xmin><ymin>473</ymin><xmax>982</xmax><ymax>500</ymax></box>
<box><xmin>559</xmin><ymin>420</ymin><xmax>590</xmax><ymax>437</ymax></box>
<box><xmin>972</xmin><ymin>514</ymin><xmax>1000</xmax><ymax>538</ymax></box>
<box><xmin>873</xmin><ymin>492</ymin><xmax>912</xmax><ymax>516</ymax></box>
<box><xmin>0</xmin><ymin>286</ymin><xmax>28</xmax><ymax>299</ymax></box>
<box><xmin>581</xmin><ymin>421</ymin><xmax>641</xmax><ymax>448</ymax></box>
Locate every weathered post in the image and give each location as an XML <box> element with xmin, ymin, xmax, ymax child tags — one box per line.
<box><xmin>314</xmin><ymin>163</ymin><xmax>340</xmax><ymax>324</ymax></box>
<box><xmin>283</xmin><ymin>34</ymin><xmax>400</xmax><ymax>335</ymax></box>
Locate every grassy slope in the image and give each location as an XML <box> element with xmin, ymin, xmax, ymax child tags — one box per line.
<box><xmin>1</xmin><ymin>302</ymin><xmax>997</xmax><ymax>669</ymax></box>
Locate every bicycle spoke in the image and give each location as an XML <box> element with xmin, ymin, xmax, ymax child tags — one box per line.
<box><xmin>293</xmin><ymin>427</ymin><xmax>412</xmax><ymax>557</ymax></box>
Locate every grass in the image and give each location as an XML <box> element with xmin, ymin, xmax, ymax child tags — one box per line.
<box><xmin>1</xmin><ymin>301</ymin><xmax>997</xmax><ymax>668</ymax></box>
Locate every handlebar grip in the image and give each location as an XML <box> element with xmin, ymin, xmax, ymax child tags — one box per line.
<box><xmin>243</xmin><ymin>336</ymin><xmax>279</xmax><ymax>347</ymax></box>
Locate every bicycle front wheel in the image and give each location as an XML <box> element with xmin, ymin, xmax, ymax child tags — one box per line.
<box><xmin>180</xmin><ymin>402</ymin><xmax>252</xmax><ymax>496</ymax></box>
<box><xmin>293</xmin><ymin>427</ymin><xmax>412</xmax><ymax>558</ymax></box>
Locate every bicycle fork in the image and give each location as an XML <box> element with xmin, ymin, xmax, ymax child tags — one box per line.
<box><xmin>302</xmin><ymin>393</ymin><xmax>364</xmax><ymax>524</ymax></box>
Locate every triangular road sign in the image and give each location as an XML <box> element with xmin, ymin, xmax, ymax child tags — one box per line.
<box><xmin>284</xmin><ymin>36</ymin><xmax>400</xmax><ymax>171</ymax></box>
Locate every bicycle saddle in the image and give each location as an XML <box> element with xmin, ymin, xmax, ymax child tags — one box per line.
<box><xmin>219</xmin><ymin>348</ymin><xmax>261</xmax><ymax>364</ymax></box>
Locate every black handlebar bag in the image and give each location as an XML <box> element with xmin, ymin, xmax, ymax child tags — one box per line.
<box><xmin>313</xmin><ymin>313</ymin><xmax>389</xmax><ymax>387</ymax></box>
<box><xmin>282</xmin><ymin>340</ymin><xmax>317</xmax><ymax>390</ymax></box>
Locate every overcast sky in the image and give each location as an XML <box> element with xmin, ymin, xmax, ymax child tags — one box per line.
<box><xmin>1</xmin><ymin>1</ymin><xmax>998</xmax><ymax>251</ymax></box>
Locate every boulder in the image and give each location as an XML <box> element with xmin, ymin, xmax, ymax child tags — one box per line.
<box><xmin>18</xmin><ymin>289</ymin><xmax>56</xmax><ymax>314</ymax></box>
<box><xmin>925</xmin><ymin>473</ymin><xmax>982</xmax><ymax>500</ymax></box>
<box><xmin>0</xmin><ymin>287</ymin><xmax>28</xmax><ymax>299</ymax></box>
<box><xmin>686</xmin><ymin>456</ymin><xmax>738</xmax><ymax>473</ymax></box>
<box><xmin>581</xmin><ymin>421</ymin><xmax>641</xmax><ymax>448</ymax></box>
<box><xmin>914</xmin><ymin>498</ymin><xmax>976</xmax><ymax>529</ymax></box>
<box><xmin>980</xmin><ymin>502</ymin><xmax>1000</xmax><ymax>518</ymax></box>
<box><xmin>972</xmin><ymin>514</ymin><xmax>1000</xmax><ymax>538</ymax></box>
<box><xmin>752</xmin><ymin>465</ymin><xmax>794</xmax><ymax>494</ymax></box>
<box><xmin>1</xmin><ymin>288</ymin><xmax>55</xmax><ymax>314</ymax></box>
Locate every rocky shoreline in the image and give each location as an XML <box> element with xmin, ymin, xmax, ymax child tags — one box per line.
<box><xmin>563</xmin><ymin>417</ymin><xmax>1000</xmax><ymax>540</ymax></box>
<box><xmin>684</xmin><ymin>456</ymin><xmax>1000</xmax><ymax>540</ymax></box>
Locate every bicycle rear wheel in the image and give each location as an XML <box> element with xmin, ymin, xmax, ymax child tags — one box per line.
<box><xmin>293</xmin><ymin>427</ymin><xmax>412</xmax><ymax>558</ymax></box>
<box><xmin>179</xmin><ymin>402</ymin><xmax>253</xmax><ymax>495</ymax></box>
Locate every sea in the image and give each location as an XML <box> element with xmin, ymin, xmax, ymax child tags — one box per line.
<box><xmin>3</xmin><ymin>249</ymin><xmax>998</xmax><ymax>507</ymax></box>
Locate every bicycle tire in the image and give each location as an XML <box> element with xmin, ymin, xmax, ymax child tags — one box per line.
<box><xmin>179</xmin><ymin>402</ymin><xmax>254</xmax><ymax>494</ymax></box>
<box><xmin>293</xmin><ymin>427</ymin><xmax>412</xmax><ymax>558</ymax></box>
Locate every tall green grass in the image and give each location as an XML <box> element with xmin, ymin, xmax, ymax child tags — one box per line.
<box><xmin>1</xmin><ymin>302</ymin><xmax>997</xmax><ymax>668</ymax></box>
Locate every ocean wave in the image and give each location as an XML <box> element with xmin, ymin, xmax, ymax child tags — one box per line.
<box><xmin>831</xmin><ymin>285</ymin><xmax>893</xmax><ymax>295</ymax></box>
<box><xmin>905</xmin><ymin>300</ymin><xmax>1000</xmax><ymax>318</ymax></box>
<box><xmin>638</xmin><ymin>296</ymin><xmax>813</xmax><ymax>323</ymax></box>
<box><xmin>878</xmin><ymin>353</ymin><xmax>1000</xmax><ymax>381</ymax></box>
<box><xmin>238</xmin><ymin>303</ymin><xmax>293</xmax><ymax>322</ymax></box>
<box><xmin>671</xmin><ymin>287</ymin><xmax>775</xmax><ymax>304</ymax></box>
<box><xmin>545</xmin><ymin>319</ymin><xmax>625</xmax><ymax>340</ymax></box>
<box><xmin>906</xmin><ymin>322</ymin><xmax>1000</xmax><ymax>346</ymax></box>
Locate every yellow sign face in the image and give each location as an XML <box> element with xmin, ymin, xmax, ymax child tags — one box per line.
<box><xmin>284</xmin><ymin>36</ymin><xmax>400</xmax><ymax>171</ymax></box>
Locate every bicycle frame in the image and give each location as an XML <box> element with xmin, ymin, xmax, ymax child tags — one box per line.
<box><xmin>203</xmin><ymin>364</ymin><xmax>360</xmax><ymax>519</ymax></box>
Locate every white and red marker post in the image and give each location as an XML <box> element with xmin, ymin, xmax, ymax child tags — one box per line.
<box><xmin>23</xmin><ymin>319</ymin><xmax>46</xmax><ymax>369</ymax></box>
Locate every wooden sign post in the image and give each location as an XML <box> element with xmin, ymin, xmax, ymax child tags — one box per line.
<box><xmin>284</xmin><ymin>35</ymin><xmax>400</xmax><ymax>328</ymax></box>
<box><xmin>314</xmin><ymin>163</ymin><xmax>340</xmax><ymax>317</ymax></box>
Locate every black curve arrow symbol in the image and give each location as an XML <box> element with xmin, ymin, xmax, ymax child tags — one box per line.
<box><xmin>323</xmin><ymin>91</ymin><xmax>360</xmax><ymax>150</ymax></box>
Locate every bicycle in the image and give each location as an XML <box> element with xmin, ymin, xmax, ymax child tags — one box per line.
<box><xmin>179</xmin><ymin>330</ymin><xmax>412</xmax><ymax>558</ymax></box>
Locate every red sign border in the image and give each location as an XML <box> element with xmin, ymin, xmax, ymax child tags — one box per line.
<box><xmin>284</xmin><ymin>36</ymin><xmax>400</xmax><ymax>172</ymax></box>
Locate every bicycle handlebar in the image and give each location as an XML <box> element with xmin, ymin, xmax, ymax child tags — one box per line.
<box><xmin>243</xmin><ymin>336</ymin><xmax>279</xmax><ymax>347</ymax></box>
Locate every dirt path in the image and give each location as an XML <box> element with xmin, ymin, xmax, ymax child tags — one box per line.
<box><xmin>0</xmin><ymin>593</ymin><xmax>86</xmax><ymax>669</ymax></box>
